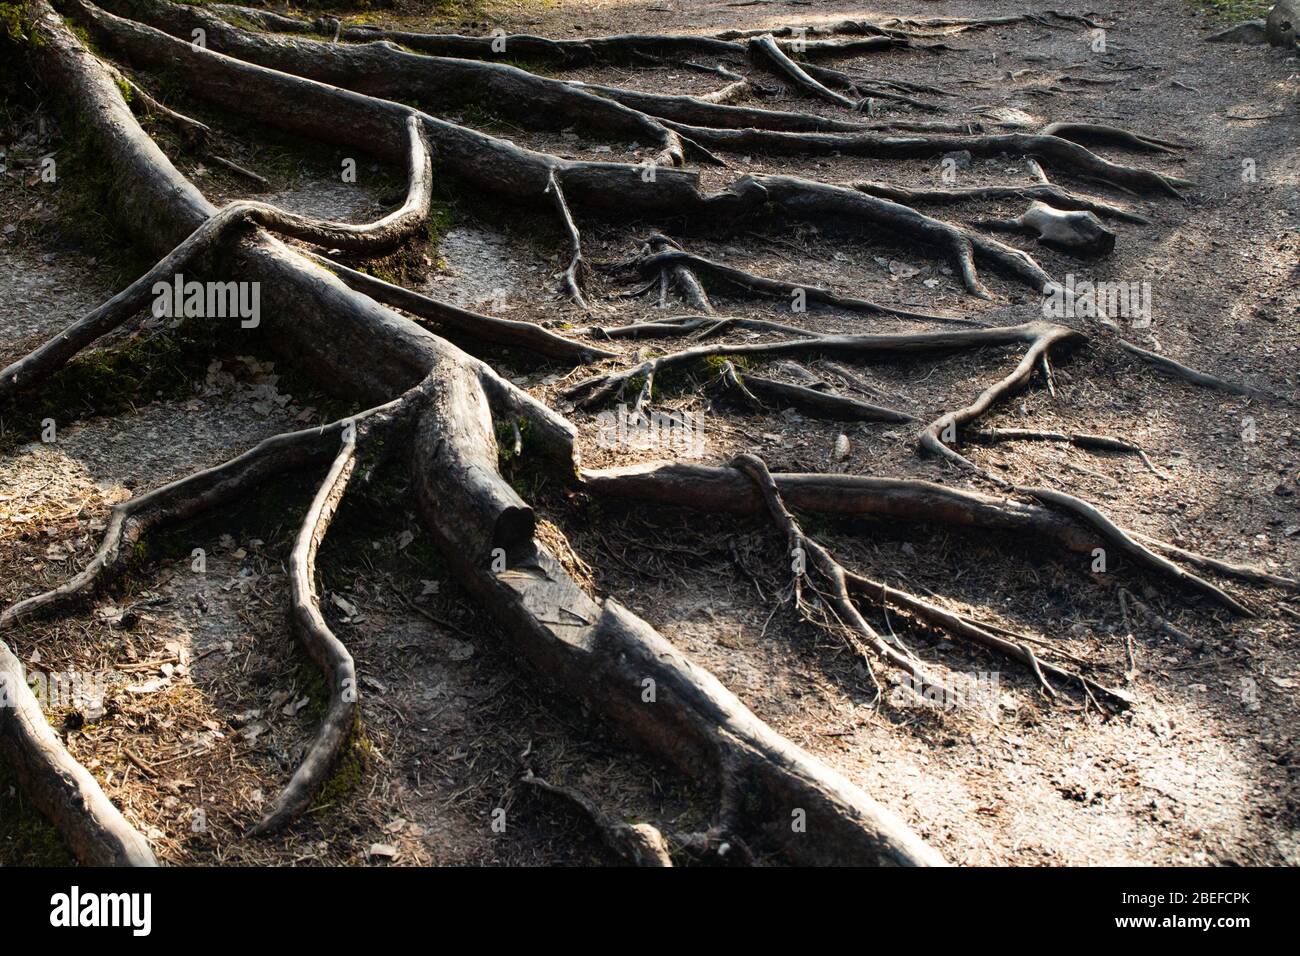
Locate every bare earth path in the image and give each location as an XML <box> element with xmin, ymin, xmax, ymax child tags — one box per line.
<box><xmin>0</xmin><ymin>0</ymin><xmax>1296</xmax><ymax>865</ymax></box>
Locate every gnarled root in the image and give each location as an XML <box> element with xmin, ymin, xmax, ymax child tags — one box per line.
<box><xmin>0</xmin><ymin>112</ymin><xmax>431</xmax><ymax>400</ymax></box>
<box><xmin>250</xmin><ymin>419</ymin><xmax>367</xmax><ymax>834</ymax></box>
<box><xmin>730</xmin><ymin>453</ymin><xmax>956</xmax><ymax>700</ymax></box>
<box><xmin>521</xmin><ymin>773</ymin><xmax>674</xmax><ymax>866</ymax></box>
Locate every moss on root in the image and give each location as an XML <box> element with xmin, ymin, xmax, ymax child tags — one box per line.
<box><xmin>310</xmin><ymin>716</ymin><xmax>372</xmax><ymax>811</ymax></box>
<box><xmin>0</xmin><ymin>2</ymin><xmax>35</xmax><ymax>44</ymax></box>
<box><xmin>0</xmin><ymin>318</ymin><xmax>237</xmax><ymax>452</ymax></box>
<box><xmin>0</xmin><ymin>754</ymin><xmax>77</xmax><ymax>866</ymax></box>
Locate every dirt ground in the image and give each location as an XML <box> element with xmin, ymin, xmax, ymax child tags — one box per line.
<box><xmin>0</xmin><ymin>0</ymin><xmax>1297</xmax><ymax>866</ymax></box>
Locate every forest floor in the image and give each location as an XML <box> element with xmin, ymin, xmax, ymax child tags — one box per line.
<box><xmin>0</xmin><ymin>0</ymin><xmax>1297</xmax><ymax>866</ymax></box>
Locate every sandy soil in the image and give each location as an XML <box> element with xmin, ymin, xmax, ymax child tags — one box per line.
<box><xmin>0</xmin><ymin>0</ymin><xmax>1296</xmax><ymax>866</ymax></box>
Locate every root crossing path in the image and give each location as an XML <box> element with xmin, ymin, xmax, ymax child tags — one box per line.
<box><xmin>0</xmin><ymin>0</ymin><xmax>1293</xmax><ymax>866</ymax></box>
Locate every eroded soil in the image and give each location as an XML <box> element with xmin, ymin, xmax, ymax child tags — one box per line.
<box><xmin>0</xmin><ymin>0</ymin><xmax>1296</xmax><ymax>866</ymax></box>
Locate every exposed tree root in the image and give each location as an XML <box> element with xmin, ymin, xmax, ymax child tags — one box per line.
<box><xmin>919</xmin><ymin>322</ymin><xmax>1084</xmax><ymax>476</ymax></box>
<box><xmin>1038</xmin><ymin>122</ymin><xmax>1186</xmax><ymax>154</ymax></box>
<box><xmin>580</xmin><ymin>461</ymin><xmax>1269</xmax><ymax>620</ymax></box>
<box><xmin>731</xmin><ymin>453</ymin><xmax>956</xmax><ymax>699</ymax></box>
<box><xmin>660</xmin><ymin>123</ymin><xmax>1189</xmax><ymax>198</ymax></box>
<box><xmin>876</xmin><ymin>11</ymin><xmax>1102</xmax><ymax>33</ymax></box>
<box><xmin>717</xmin><ymin>361</ymin><xmax>916</xmax><ymax>422</ymax></box>
<box><xmin>796</xmin><ymin>60</ymin><xmax>949</xmax><ymax>113</ymax></box>
<box><xmin>0</xmin><ymin>418</ymin><xmax>366</xmax><ymax>629</ymax></box>
<box><xmin>1114</xmin><ymin>337</ymin><xmax>1280</xmax><ymax>401</ymax></box>
<box><xmin>1022</xmin><ymin>487</ymin><xmax>1254</xmax><ymax>617</ymax></box>
<box><xmin>567</xmin><ymin>322</ymin><xmax>1077</xmax><ymax>415</ymax></box>
<box><xmin>204</xmin><ymin>2</ymin><xmax>915</xmax><ymax>62</ymax></box>
<box><xmin>6</xmin><ymin>0</ymin><xmax>1285</xmax><ymax>868</ymax></box>
<box><xmin>644</xmin><ymin>235</ymin><xmax>715</xmax><ymax>314</ymax></box>
<box><xmin>93</xmin><ymin>0</ymin><xmax>691</xmax><ymax>167</ymax></box>
<box><xmin>304</xmin><ymin>251</ymin><xmax>614</xmax><ymax>363</ymax></box>
<box><xmin>747</xmin><ymin>33</ymin><xmax>861</xmax><ymax>109</ymax></box>
<box><xmin>852</xmin><ymin>180</ymin><xmax>1150</xmax><ymax>224</ymax></box>
<box><xmin>521</xmin><ymin>773</ymin><xmax>674</xmax><ymax>866</ymax></box>
<box><xmin>546</xmin><ymin>170</ymin><xmax>591</xmax><ymax>309</ymax></box>
<box><xmin>966</xmin><ymin>428</ymin><xmax>1166</xmax><ymax>479</ymax></box>
<box><xmin>1130</xmin><ymin>533</ymin><xmax>1299</xmax><ymax>591</ymax></box>
<box><xmin>250</xmin><ymin>420</ymin><xmax>365</xmax><ymax>834</ymax></box>
<box><xmin>0</xmin><ymin>111</ymin><xmax>431</xmax><ymax>399</ymax></box>
<box><xmin>0</xmin><ymin>641</ymin><xmax>158</xmax><ymax>865</ymax></box>
<box><xmin>580</xmin><ymin>313</ymin><xmax>810</xmax><ymax>342</ymax></box>
<box><xmin>841</xmin><ymin>570</ymin><xmax>1132</xmax><ymax>708</ymax></box>
<box><xmin>633</xmin><ymin>239</ymin><xmax>980</xmax><ymax>324</ymax></box>
<box><xmin>0</xmin><ymin>401</ymin><xmax>413</xmax><ymax>841</ymax></box>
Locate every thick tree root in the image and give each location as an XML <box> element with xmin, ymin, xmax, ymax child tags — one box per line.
<box><xmin>634</xmin><ymin>240</ymin><xmax>979</xmax><ymax>324</ymax></box>
<box><xmin>0</xmin><ymin>111</ymin><xmax>431</xmax><ymax>399</ymax></box>
<box><xmin>405</xmin><ymin>356</ymin><xmax>945</xmax><ymax>865</ymax></box>
<box><xmin>12</xmin><ymin>0</ymin><xmax>1283</xmax><ymax>868</ymax></box>
<box><xmin>0</xmin><ymin>641</ymin><xmax>158</xmax><ymax>865</ymax></box>
<box><xmin>16</xmin><ymin>1</ymin><xmax>948</xmax><ymax>865</ymax></box>
<box><xmin>80</xmin><ymin>0</ymin><xmax>1179</xmax><ymax>300</ymax></box>
<box><xmin>853</xmin><ymin>179</ymin><xmax>1149</xmax><ymax>224</ymax></box>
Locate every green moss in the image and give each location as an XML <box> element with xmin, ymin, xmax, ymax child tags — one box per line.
<box><xmin>310</xmin><ymin>718</ymin><xmax>372</xmax><ymax>810</ymax></box>
<box><xmin>500</xmin><ymin>57</ymin><xmax>553</xmax><ymax>77</ymax></box>
<box><xmin>424</xmin><ymin>199</ymin><xmax>454</xmax><ymax>244</ymax></box>
<box><xmin>494</xmin><ymin>415</ymin><xmax>531</xmax><ymax>464</ymax></box>
<box><xmin>0</xmin><ymin>2</ymin><xmax>32</xmax><ymax>43</ymax></box>
<box><xmin>701</xmin><ymin>354</ymin><xmax>751</xmax><ymax>372</ymax></box>
<box><xmin>0</xmin><ymin>319</ymin><xmax>232</xmax><ymax>452</ymax></box>
<box><xmin>0</xmin><ymin>754</ymin><xmax>77</xmax><ymax>866</ymax></box>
